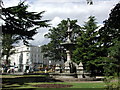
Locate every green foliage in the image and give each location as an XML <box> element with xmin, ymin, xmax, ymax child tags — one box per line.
<box><xmin>104</xmin><ymin>75</ymin><xmax>120</xmax><ymax>90</ymax></box>
<box><xmin>99</xmin><ymin>2</ymin><xmax>120</xmax><ymax>90</ymax></box>
<box><xmin>72</xmin><ymin>16</ymin><xmax>101</xmax><ymax>76</ymax></box>
<box><xmin>1</xmin><ymin>34</ymin><xmax>18</xmax><ymax>64</ymax></box>
<box><xmin>103</xmin><ymin>40</ymin><xmax>120</xmax><ymax>89</ymax></box>
<box><xmin>42</xmin><ymin>19</ymin><xmax>81</xmax><ymax>61</ymax></box>
<box><xmin>1</xmin><ymin>2</ymin><xmax>49</xmax><ymax>44</ymax></box>
<box><xmin>1</xmin><ymin>1</ymin><xmax>49</xmax><ymax>64</ymax></box>
<box><xmin>99</xmin><ymin>2</ymin><xmax>120</xmax><ymax>75</ymax></box>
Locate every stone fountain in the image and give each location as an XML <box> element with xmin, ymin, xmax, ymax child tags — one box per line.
<box><xmin>60</xmin><ymin>18</ymin><xmax>77</xmax><ymax>73</ymax></box>
<box><xmin>50</xmin><ymin>18</ymin><xmax>84</xmax><ymax>79</ymax></box>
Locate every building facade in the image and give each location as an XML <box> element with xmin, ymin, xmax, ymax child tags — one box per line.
<box><xmin>8</xmin><ymin>45</ymin><xmax>64</xmax><ymax>72</ymax></box>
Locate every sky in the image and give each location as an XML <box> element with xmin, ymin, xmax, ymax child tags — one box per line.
<box><xmin>3</xmin><ymin>0</ymin><xmax>120</xmax><ymax>46</ymax></box>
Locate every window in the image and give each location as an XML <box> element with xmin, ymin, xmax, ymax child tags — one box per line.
<box><xmin>26</xmin><ymin>53</ymin><xmax>29</xmax><ymax>56</ymax></box>
<box><xmin>27</xmin><ymin>59</ymin><xmax>29</xmax><ymax>62</ymax></box>
<box><xmin>27</xmin><ymin>47</ymin><xmax>29</xmax><ymax>50</ymax></box>
<box><xmin>26</xmin><ymin>59</ymin><xmax>29</xmax><ymax>64</ymax></box>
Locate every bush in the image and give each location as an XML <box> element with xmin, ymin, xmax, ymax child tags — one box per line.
<box><xmin>104</xmin><ymin>76</ymin><xmax>120</xmax><ymax>90</ymax></box>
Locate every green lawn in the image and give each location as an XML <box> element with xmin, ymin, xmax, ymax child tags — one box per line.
<box><xmin>1</xmin><ymin>75</ymin><xmax>105</xmax><ymax>89</ymax></box>
<box><xmin>2</xmin><ymin>82</ymin><xmax>105</xmax><ymax>89</ymax></box>
<box><xmin>29</xmin><ymin>82</ymin><xmax>105</xmax><ymax>88</ymax></box>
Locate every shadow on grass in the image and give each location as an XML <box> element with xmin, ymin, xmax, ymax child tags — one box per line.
<box><xmin>2</xmin><ymin>75</ymin><xmax>63</xmax><ymax>89</ymax></box>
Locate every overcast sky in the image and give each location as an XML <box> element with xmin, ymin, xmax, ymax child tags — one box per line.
<box><xmin>3</xmin><ymin>0</ymin><xmax>120</xmax><ymax>46</ymax></box>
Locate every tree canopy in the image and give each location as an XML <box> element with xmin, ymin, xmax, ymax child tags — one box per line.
<box><xmin>72</xmin><ymin>16</ymin><xmax>101</xmax><ymax>76</ymax></box>
<box><xmin>42</xmin><ymin>19</ymin><xmax>81</xmax><ymax>61</ymax></box>
<box><xmin>99</xmin><ymin>2</ymin><xmax>120</xmax><ymax>76</ymax></box>
<box><xmin>0</xmin><ymin>2</ymin><xmax>49</xmax><ymax>65</ymax></box>
<box><xmin>1</xmin><ymin>2</ymin><xmax>49</xmax><ymax>44</ymax></box>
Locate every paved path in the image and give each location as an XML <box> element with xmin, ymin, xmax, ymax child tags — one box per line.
<box><xmin>1</xmin><ymin>72</ymin><xmax>24</xmax><ymax>75</ymax></box>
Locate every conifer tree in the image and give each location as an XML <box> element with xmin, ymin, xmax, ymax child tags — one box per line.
<box><xmin>99</xmin><ymin>2</ymin><xmax>120</xmax><ymax>76</ymax></box>
<box><xmin>73</xmin><ymin>16</ymin><xmax>100</xmax><ymax>76</ymax></box>
<box><xmin>1</xmin><ymin>2</ymin><xmax>49</xmax><ymax>65</ymax></box>
<box><xmin>99</xmin><ymin>2</ymin><xmax>120</xmax><ymax>89</ymax></box>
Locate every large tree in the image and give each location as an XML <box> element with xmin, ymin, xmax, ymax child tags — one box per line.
<box><xmin>98</xmin><ymin>2</ymin><xmax>120</xmax><ymax>89</ymax></box>
<box><xmin>72</xmin><ymin>16</ymin><xmax>100</xmax><ymax>76</ymax></box>
<box><xmin>1</xmin><ymin>2</ymin><xmax>49</xmax><ymax>65</ymax></box>
<box><xmin>1</xmin><ymin>2</ymin><xmax>49</xmax><ymax>44</ymax></box>
<box><xmin>42</xmin><ymin>19</ymin><xmax>81</xmax><ymax>62</ymax></box>
<box><xmin>99</xmin><ymin>2</ymin><xmax>120</xmax><ymax>76</ymax></box>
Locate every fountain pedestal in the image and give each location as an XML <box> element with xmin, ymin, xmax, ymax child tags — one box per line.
<box><xmin>64</xmin><ymin>50</ymin><xmax>72</xmax><ymax>73</ymax></box>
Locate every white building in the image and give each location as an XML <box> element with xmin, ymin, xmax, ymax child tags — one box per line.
<box><xmin>8</xmin><ymin>45</ymin><xmax>64</xmax><ymax>72</ymax></box>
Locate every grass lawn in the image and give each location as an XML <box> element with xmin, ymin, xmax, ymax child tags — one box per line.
<box><xmin>2</xmin><ymin>82</ymin><xmax>105</xmax><ymax>89</ymax></box>
<box><xmin>28</xmin><ymin>82</ymin><xmax>105</xmax><ymax>88</ymax></box>
<box><xmin>1</xmin><ymin>75</ymin><xmax>105</xmax><ymax>89</ymax></box>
